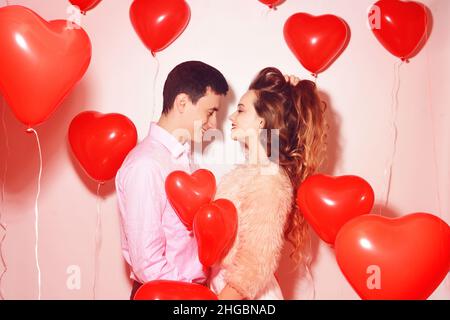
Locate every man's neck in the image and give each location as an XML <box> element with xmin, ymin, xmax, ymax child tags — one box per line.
<box><xmin>157</xmin><ymin>116</ymin><xmax>188</xmax><ymax>145</ymax></box>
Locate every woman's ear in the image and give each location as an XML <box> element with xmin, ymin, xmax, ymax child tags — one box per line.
<box><xmin>259</xmin><ymin>119</ymin><xmax>265</xmax><ymax>129</ymax></box>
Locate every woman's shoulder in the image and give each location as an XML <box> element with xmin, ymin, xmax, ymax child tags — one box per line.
<box><xmin>245</xmin><ymin>162</ymin><xmax>291</xmax><ymax>186</ymax></box>
<box><xmin>218</xmin><ymin>163</ymin><xmax>292</xmax><ymax>199</ymax></box>
<box><xmin>219</xmin><ymin>162</ymin><xmax>286</xmax><ymax>182</ymax></box>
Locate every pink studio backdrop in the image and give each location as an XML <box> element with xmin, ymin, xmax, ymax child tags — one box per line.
<box><xmin>0</xmin><ymin>0</ymin><xmax>448</xmax><ymax>299</ymax></box>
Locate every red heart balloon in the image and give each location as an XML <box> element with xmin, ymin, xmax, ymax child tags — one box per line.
<box><xmin>69</xmin><ymin>0</ymin><xmax>102</xmax><ymax>14</ymax></box>
<box><xmin>165</xmin><ymin>169</ymin><xmax>216</xmax><ymax>230</ymax></box>
<box><xmin>335</xmin><ymin>213</ymin><xmax>450</xmax><ymax>300</ymax></box>
<box><xmin>134</xmin><ymin>280</ymin><xmax>218</xmax><ymax>300</ymax></box>
<box><xmin>194</xmin><ymin>199</ymin><xmax>238</xmax><ymax>267</ymax></box>
<box><xmin>284</xmin><ymin>13</ymin><xmax>349</xmax><ymax>76</ymax></box>
<box><xmin>68</xmin><ymin>111</ymin><xmax>138</xmax><ymax>183</ymax></box>
<box><xmin>258</xmin><ymin>0</ymin><xmax>281</xmax><ymax>9</ymax></box>
<box><xmin>0</xmin><ymin>6</ymin><xmax>92</xmax><ymax>127</ymax></box>
<box><xmin>129</xmin><ymin>0</ymin><xmax>190</xmax><ymax>56</ymax></box>
<box><xmin>297</xmin><ymin>174</ymin><xmax>375</xmax><ymax>245</ymax></box>
<box><xmin>369</xmin><ymin>0</ymin><xmax>428</xmax><ymax>60</ymax></box>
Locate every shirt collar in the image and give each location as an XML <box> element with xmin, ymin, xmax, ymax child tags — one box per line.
<box><xmin>148</xmin><ymin>122</ymin><xmax>190</xmax><ymax>158</ymax></box>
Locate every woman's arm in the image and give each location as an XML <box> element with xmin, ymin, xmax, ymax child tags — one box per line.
<box><xmin>218</xmin><ymin>284</ymin><xmax>246</xmax><ymax>300</ymax></box>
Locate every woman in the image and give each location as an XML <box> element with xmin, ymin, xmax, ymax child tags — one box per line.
<box><xmin>208</xmin><ymin>67</ymin><xmax>327</xmax><ymax>300</ymax></box>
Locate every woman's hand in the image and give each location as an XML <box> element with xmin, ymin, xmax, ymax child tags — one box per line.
<box><xmin>218</xmin><ymin>284</ymin><xmax>246</xmax><ymax>300</ymax></box>
<box><xmin>284</xmin><ymin>74</ymin><xmax>300</xmax><ymax>86</ymax></box>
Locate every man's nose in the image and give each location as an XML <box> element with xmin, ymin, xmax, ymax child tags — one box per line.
<box><xmin>207</xmin><ymin>115</ymin><xmax>217</xmax><ymax>129</ymax></box>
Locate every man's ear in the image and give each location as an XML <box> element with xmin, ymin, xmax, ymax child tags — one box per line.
<box><xmin>174</xmin><ymin>93</ymin><xmax>189</xmax><ymax>114</ymax></box>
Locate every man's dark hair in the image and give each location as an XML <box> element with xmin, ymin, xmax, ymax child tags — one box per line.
<box><xmin>162</xmin><ymin>61</ymin><xmax>229</xmax><ymax>115</ymax></box>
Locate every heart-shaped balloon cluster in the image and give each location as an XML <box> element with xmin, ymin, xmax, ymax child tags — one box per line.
<box><xmin>297</xmin><ymin>173</ymin><xmax>450</xmax><ymax>300</ymax></box>
<box><xmin>166</xmin><ymin>169</ymin><xmax>238</xmax><ymax>267</ymax></box>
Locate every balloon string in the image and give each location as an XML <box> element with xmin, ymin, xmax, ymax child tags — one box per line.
<box><xmin>0</xmin><ymin>99</ymin><xmax>9</xmax><ymax>300</ymax></box>
<box><xmin>26</xmin><ymin>127</ymin><xmax>42</xmax><ymax>300</ymax></box>
<box><xmin>150</xmin><ymin>55</ymin><xmax>160</xmax><ymax>123</ymax></box>
<box><xmin>423</xmin><ymin>15</ymin><xmax>444</xmax><ymax>222</ymax></box>
<box><xmin>264</xmin><ymin>7</ymin><xmax>270</xmax><ymax>19</ymax></box>
<box><xmin>259</xmin><ymin>6</ymin><xmax>266</xmax><ymax>18</ymax></box>
<box><xmin>379</xmin><ymin>60</ymin><xmax>403</xmax><ymax>215</ymax></box>
<box><xmin>423</xmin><ymin>25</ymin><xmax>449</xmax><ymax>292</ymax></box>
<box><xmin>427</xmin><ymin>20</ymin><xmax>449</xmax><ymax>295</ymax></box>
<box><xmin>426</xmin><ymin>19</ymin><xmax>449</xmax><ymax>293</ymax></box>
<box><xmin>93</xmin><ymin>183</ymin><xmax>102</xmax><ymax>300</ymax></box>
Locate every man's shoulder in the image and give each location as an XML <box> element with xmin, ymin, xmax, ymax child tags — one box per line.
<box><xmin>117</xmin><ymin>138</ymin><xmax>170</xmax><ymax>180</ymax></box>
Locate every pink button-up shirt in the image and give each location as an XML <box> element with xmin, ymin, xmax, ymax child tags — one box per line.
<box><xmin>115</xmin><ymin>122</ymin><xmax>207</xmax><ymax>284</ymax></box>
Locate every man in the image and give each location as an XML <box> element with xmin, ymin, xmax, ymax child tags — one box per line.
<box><xmin>115</xmin><ymin>61</ymin><xmax>229</xmax><ymax>299</ymax></box>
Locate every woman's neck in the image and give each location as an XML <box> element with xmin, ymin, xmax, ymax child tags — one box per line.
<box><xmin>244</xmin><ymin>141</ymin><xmax>271</xmax><ymax>166</ymax></box>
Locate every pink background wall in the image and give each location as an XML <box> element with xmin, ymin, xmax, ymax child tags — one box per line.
<box><xmin>0</xmin><ymin>0</ymin><xmax>448</xmax><ymax>299</ymax></box>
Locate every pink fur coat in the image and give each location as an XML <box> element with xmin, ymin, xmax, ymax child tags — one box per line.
<box><xmin>212</xmin><ymin>163</ymin><xmax>293</xmax><ymax>299</ymax></box>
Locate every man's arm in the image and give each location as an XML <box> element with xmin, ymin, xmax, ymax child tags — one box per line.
<box><xmin>121</xmin><ymin>162</ymin><xmax>187</xmax><ymax>283</ymax></box>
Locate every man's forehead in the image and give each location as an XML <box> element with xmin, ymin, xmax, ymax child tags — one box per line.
<box><xmin>202</xmin><ymin>90</ymin><xmax>223</xmax><ymax>103</ymax></box>
<box><xmin>204</xmin><ymin>86</ymin><xmax>222</xmax><ymax>97</ymax></box>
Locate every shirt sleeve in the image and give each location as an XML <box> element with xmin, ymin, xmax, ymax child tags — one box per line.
<box><xmin>120</xmin><ymin>161</ymin><xmax>190</xmax><ymax>283</ymax></box>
